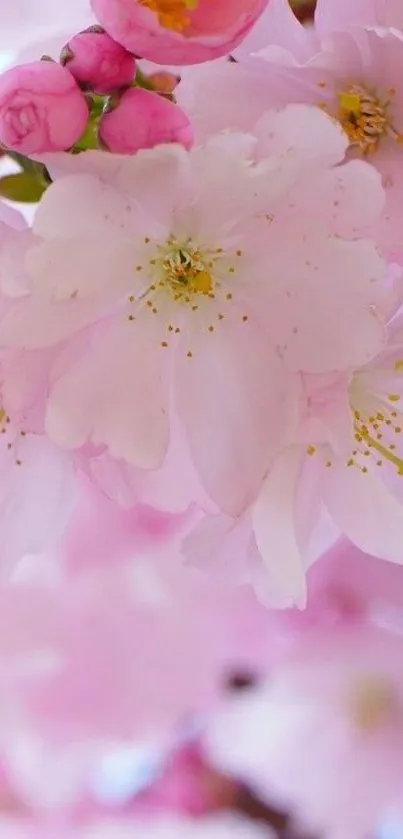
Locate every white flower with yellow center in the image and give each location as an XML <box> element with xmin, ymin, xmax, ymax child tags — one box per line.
<box><xmin>0</xmin><ymin>106</ymin><xmax>389</xmax><ymax>515</ymax></box>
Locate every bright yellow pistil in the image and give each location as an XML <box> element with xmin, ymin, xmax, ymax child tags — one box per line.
<box><xmin>351</xmin><ymin>678</ymin><xmax>398</xmax><ymax>732</ymax></box>
<box><xmin>338</xmin><ymin>84</ymin><xmax>400</xmax><ymax>154</ymax></box>
<box><xmin>139</xmin><ymin>0</ymin><xmax>198</xmax><ymax>32</ymax></box>
<box><xmin>162</xmin><ymin>243</ymin><xmax>214</xmax><ymax>299</ymax></box>
<box><xmin>126</xmin><ymin>235</ymin><xmax>247</xmax><ymax>355</ymax></box>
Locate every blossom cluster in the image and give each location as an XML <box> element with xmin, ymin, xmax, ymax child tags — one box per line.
<box><xmin>0</xmin><ymin>0</ymin><xmax>402</xmax><ymax>836</ymax></box>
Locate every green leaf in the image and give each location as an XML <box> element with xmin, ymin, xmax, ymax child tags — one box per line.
<box><xmin>0</xmin><ymin>172</ymin><xmax>48</xmax><ymax>203</ymax></box>
<box><xmin>3</xmin><ymin>150</ymin><xmax>40</xmax><ymax>175</ymax></box>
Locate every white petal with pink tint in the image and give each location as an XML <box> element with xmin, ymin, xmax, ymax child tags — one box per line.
<box><xmin>176</xmin><ymin>316</ymin><xmax>297</xmax><ymax>516</ymax></box>
<box><xmin>323</xmin><ymin>462</ymin><xmax>403</xmax><ymax>565</ymax></box>
<box><xmin>253</xmin><ymin>447</ymin><xmax>307</xmax><ymax>606</ymax></box>
<box><xmin>46</xmin><ymin>319</ymin><xmax>170</xmax><ymax>468</ymax></box>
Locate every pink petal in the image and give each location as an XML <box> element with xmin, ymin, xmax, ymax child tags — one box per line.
<box><xmin>0</xmin><ymin>298</ymin><xmax>101</xmax><ymax>348</ymax></box>
<box><xmin>258</xmin><ymin>231</ymin><xmax>386</xmax><ymax>373</ymax></box>
<box><xmin>234</xmin><ymin>0</ymin><xmax>317</xmax><ymax>63</ymax></box>
<box><xmin>27</xmin><ymin>237</ymin><xmax>139</xmax><ymax>303</ymax></box>
<box><xmin>33</xmin><ymin>173</ymin><xmax>145</xmax><ymax>239</ymax></box>
<box><xmin>255</xmin><ymin>104</ymin><xmax>348</xmax><ymax>170</ymax></box>
<box><xmin>323</xmin><ymin>461</ymin><xmax>403</xmax><ymax>564</ymax></box>
<box><xmin>114</xmin><ymin>144</ymin><xmax>194</xmax><ymax>226</ymax></box>
<box><xmin>0</xmin><ymin>434</ymin><xmax>76</xmax><ymax>572</ymax></box>
<box><xmin>176</xmin><ymin>317</ymin><xmax>298</xmax><ymax>516</ymax></box>
<box><xmin>46</xmin><ymin>318</ymin><xmax>170</xmax><ymax>468</ymax></box>
<box><xmin>315</xmin><ymin>0</ymin><xmax>381</xmax><ymax>37</ymax></box>
<box><xmin>252</xmin><ymin>447</ymin><xmax>308</xmax><ymax>607</ymax></box>
<box><xmin>286</xmin><ymin>160</ymin><xmax>385</xmax><ymax>236</ymax></box>
<box><xmin>183</xmin><ymin>513</ymin><xmax>253</xmax><ymax>584</ymax></box>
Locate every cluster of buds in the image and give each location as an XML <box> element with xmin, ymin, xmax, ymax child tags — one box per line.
<box><xmin>0</xmin><ymin>25</ymin><xmax>191</xmax><ymax>159</ymax></box>
<box><xmin>0</xmin><ymin>0</ymin><xmax>270</xmax><ymax>162</ymax></box>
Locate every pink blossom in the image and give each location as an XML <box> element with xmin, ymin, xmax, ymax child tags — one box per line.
<box><xmin>183</xmin><ymin>301</ymin><xmax>403</xmax><ymax>606</ymax></box>
<box><xmin>60</xmin><ymin>27</ymin><xmax>136</xmax><ymax>94</ymax></box>
<box><xmin>206</xmin><ymin>625</ymin><xmax>403</xmax><ymax>839</ymax></box>
<box><xmin>272</xmin><ymin>25</ymin><xmax>403</xmax><ymax>255</ymax></box>
<box><xmin>0</xmin><ymin>564</ymin><xmax>276</xmax><ymax>806</ymax></box>
<box><xmin>0</xmin><ymin>109</ymin><xmax>389</xmax><ymax>515</ymax></box>
<box><xmin>90</xmin><ymin>0</ymin><xmax>270</xmax><ymax>65</ymax></box>
<box><xmin>0</xmin><ymin>62</ymin><xmax>89</xmax><ymax>155</ymax></box>
<box><xmin>99</xmin><ymin>88</ymin><xmax>193</xmax><ymax>153</ymax></box>
<box><xmin>180</xmin><ymin>10</ymin><xmax>403</xmax><ymax>253</ymax></box>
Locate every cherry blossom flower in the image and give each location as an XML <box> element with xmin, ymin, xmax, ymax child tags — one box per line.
<box><xmin>0</xmin><ymin>108</ymin><xmax>389</xmax><ymax>514</ymax></box>
<box><xmin>205</xmin><ymin>625</ymin><xmax>403</xmax><ymax>839</ymax></box>
<box><xmin>90</xmin><ymin>0</ymin><xmax>270</xmax><ymax>65</ymax></box>
<box><xmin>183</xmin><ymin>306</ymin><xmax>403</xmax><ymax>606</ymax></box>
<box><xmin>179</xmin><ymin>9</ymin><xmax>403</xmax><ymax>253</ymax></box>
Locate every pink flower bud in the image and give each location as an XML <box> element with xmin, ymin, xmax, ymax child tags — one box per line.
<box><xmin>91</xmin><ymin>0</ymin><xmax>270</xmax><ymax>65</ymax></box>
<box><xmin>99</xmin><ymin>87</ymin><xmax>193</xmax><ymax>153</ymax></box>
<box><xmin>0</xmin><ymin>61</ymin><xmax>89</xmax><ymax>156</ymax></box>
<box><xmin>61</xmin><ymin>27</ymin><xmax>136</xmax><ymax>94</ymax></box>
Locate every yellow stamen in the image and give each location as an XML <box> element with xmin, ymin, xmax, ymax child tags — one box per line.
<box><xmin>354</xmin><ymin>422</ymin><xmax>403</xmax><ymax>475</ymax></box>
<box><xmin>162</xmin><ymin>244</ymin><xmax>214</xmax><ymax>299</ymax></box>
<box><xmin>139</xmin><ymin>0</ymin><xmax>197</xmax><ymax>32</ymax></box>
<box><xmin>192</xmin><ymin>270</ymin><xmax>213</xmax><ymax>295</ymax></box>
<box><xmin>338</xmin><ymin>84</ymin><xmax>392</xmax><ymax>155</ymax></box>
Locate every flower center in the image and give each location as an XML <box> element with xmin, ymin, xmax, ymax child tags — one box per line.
<box><xmin>139</xmin><ymin>0</ymin><xmax>197</xmax><ymax>31</ymax></box>
<box><xmin>351</xmin><ymin>678</ymin><xmax>397</xmax><ymax>732</ymax></box>
<box><xmin>338</xmin><ymin>84</ymin><xmax>393</xmax><ymax>154</ymax></box>
<box><xmin>126</xmin><ymin>235</ymin><xmax>247</xmax><ymax>354</ymax></box>
<box><xmin>304</xmin><ymin>365</ymin><xmax>403</xmax><ymax>474</ymax></box>
<box><xmin>161</xmin><ymin>242</ymin><xmax>214</xmax><ymax>299</ymax></box>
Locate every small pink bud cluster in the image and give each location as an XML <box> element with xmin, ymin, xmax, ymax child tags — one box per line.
<box><xmin>0</xmin><ymin>25</ymin><xmax>192</xmax><ymax>157</ymax></box>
